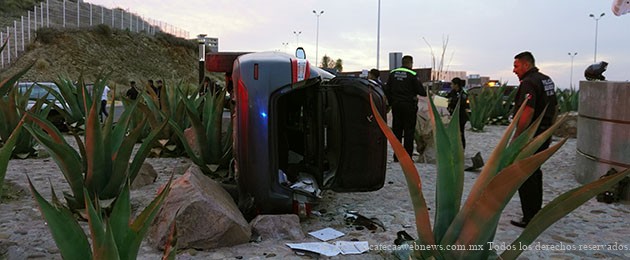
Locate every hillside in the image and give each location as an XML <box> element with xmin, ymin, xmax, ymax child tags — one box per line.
<box><xmin>1</xmin><ymin>25</ymin><xmax>201</xmax><ymax>89</ymax></box>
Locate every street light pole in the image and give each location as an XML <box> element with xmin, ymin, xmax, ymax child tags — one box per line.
<box><xmin>282</xmin><ymin>42</ymin><xmax>289</xmax><ymax>53</ymax></box>
<box><xmin>293</xmin><ymin>31</ymin><xmax>302</xmax><ymax>47</ymax></box>
<box><xmin>589</xmin><ymin>12</ymin><xmax>605</xmax><ymax>63</ymax></box>
<box><xmin>313</xmin><ymin>10</ymin><xmax>324</xmax><ymax>66</ymax></box>
<box><xmin>377</xmin><ymin>0</ymin><xmax>381</xmax><ymax>69</ymax></box>
<box><xmin>197</xmin><ymin>34</ymin><xmax>207</xmax><ymax>85</ymax></box>
<box><xmin>568</xmin><ymin>52</ymin><xmax>577</xmax><ymax>89</ymax></box>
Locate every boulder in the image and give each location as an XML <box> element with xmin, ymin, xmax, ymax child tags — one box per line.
<box><xmin>554</xmin><ymin>111</ymin><xmax>578</xmax><ymax>138</ymax></box>
<box><xmin>250</xmin><ymin>214</ymin><xmax>305</xmax><ymax>241</ymax></box>
<box><xmin>131</xmin><ymin>162</ymin><xmax>157</xmax><ymax>189</ymax></box>
<box><xmin>148</xmin><ymin>165</ymin><xmax>251</xmax><ymax>250</ymax></box>
<box><xmin>183</xmin><ymin>127</ymin><xmax>200</xmax><ymax>157</ymax></box>
<box><xmin>414</xmin><ymin>107</ymin><xmax>436</xmax><ymax>164</ymax></box>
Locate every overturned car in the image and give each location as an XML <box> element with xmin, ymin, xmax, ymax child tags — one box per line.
<box><xmin>207</xmin><ymin>49</ymin><xmax>388</xmax><ymax>216</ymax></box>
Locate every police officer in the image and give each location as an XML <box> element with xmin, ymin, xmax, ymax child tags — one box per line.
<box><xmin>384</xmin><ymin>55</ymin><xmax>427</xmax><ymax>161</ymax></box>
<box><xmin>510</xmin><ymin>51</ymin><xmax>558</xmax><ymax>228</ymax></box>
<box><xmin>447</xmin><ymin>77</ymin><xmax>469</xmax><ymax>148</ymax></box>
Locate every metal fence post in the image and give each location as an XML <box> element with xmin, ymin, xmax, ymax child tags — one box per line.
<box><xmin>13</xmin><ymin>22</ymin><xmax>17</xmax><ymax>56</ymax></box>
<box><xmin>46</xmin><ymin>0</ymin><xmax>49</xmax><ymax>27</ymax></box>
<box><xmin>129</xmin><ymin>11</ymin><xmax>132</xmax><ymax>31</ymax></box>
<box><xmin>90</xmin><ymin>3</ymin><xmax>92</xmax><ymax>26</ymax></box>
<box><xmin>1</xmin><ymin>32</ymin><xmax>4</xmax><ymax>68</ymax></box>
<box><xmin>77</xmin><ymin>1</ymin><xmax>80</xmax><ymax>27</ymax></box>
<box><xmin>27</xmin><ymin>12</ymin><xmax>31</xmax><ymax>42</ymax></box>
<box><xmin>6</xmin><ymin>28</ymin><xmax>10</xmax><ymax>64</ymax></box>
<box><xmin>63</xmin><ymin>0</ymin><xmax>66</xmax><ymax>28</ymax></box>
<box><xmin>21</xmin><ymin>16</ymin><xmax>24</xmax><ymax>51</ymax></box>
<box><xmin>34</xmin><ymin>7</ymin><xmax>37</xmax><ymax>31</ymax></box>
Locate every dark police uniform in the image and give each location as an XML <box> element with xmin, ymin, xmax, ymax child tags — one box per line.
<box><xmin>384</xmin><ymin>67</ymin><xmax>427</xmax><ymax>158</ymax></box>
<box><xmin>513</xmin><ymin>67</ymin><xmax>557</xmax><ymax>223</ymax></box>
<box><xmin>447</xmin><ymin>88</ymin><xmax>469</xmax><ymax>148</ymax></box>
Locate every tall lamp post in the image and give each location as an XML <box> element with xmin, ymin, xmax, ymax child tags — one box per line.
<box><xmin>313</xmin><ymin>10</ymin><xmax>324</xmax><ymax>66</ymax></box>
<box><xmin>197</xmin><ymin>34</ymin><xmax>207</xmax><ymax>85</ymax></box>
<box><xmin>376</xmin><ymin>0</ymin><xmax>381</xmax><ymax>69</ymax></box>
<box><xmin>589</xmin><ymin>12</ymin><xmax>605</xmax><ymax>63</ymax></box>
<box><xmin>568</xmin><ymin>52</ymin><xmax>577</xmax><ymax>89</ymax></box>
<box><xmin>293</xmin><ymin>31</ymin><xmax>302</xmax><ymax>47</ymax></box>
<box><xmin>282</xmin><ymin>42</ymin><xmax>289</xmax><ymax>53</ymax></box>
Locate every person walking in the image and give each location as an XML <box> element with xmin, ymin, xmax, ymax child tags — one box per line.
<box><xmin>100</xmin><ymin>84</ymin><xmax>111</xmax><ymax>122</ymax></box>
<box><xmin>510</xmin><ymin>51</ymin><xmax>558</xmax><ymax>228</ymax></box>
<box><xmin>384</xmin><ymin>55</ymin><xmax>427</xmax><ymax>161</ymax></box>
<box><xmin>447</xmin><ymin>77</ymin><xmax>469</xmax><ymax>148</ymax></box>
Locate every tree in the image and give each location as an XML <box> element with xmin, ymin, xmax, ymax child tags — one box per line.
<box><xmin>320</xmin><ymin>55</ymin><xmax>343</xmax><ymax>72</ymax></box>
<box><xmin>423</xmin><ymin>35</ymin><xmax>454</xmax><ymax>91</ymax></box>
<box><xmin>334</xmin><ymin>59</ymin><xmax>343</xmax><ymax>72</ymax></box>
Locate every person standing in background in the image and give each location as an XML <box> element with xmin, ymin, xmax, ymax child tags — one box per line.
<box><xmin>447</xmin><ymin>77</ymin><xmax>469</xmax><ymax>148</ymax></box>
<box><xmin>384</xmin><ymin>55</ymin><xmax>427</xmax><ymax>161</ymax></box>
<box><xmin>126</xmin><ymin>81</ymin><xmax>139</xmax><ymax>100</ymax></box>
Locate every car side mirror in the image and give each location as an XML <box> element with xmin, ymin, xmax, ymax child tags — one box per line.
<box><xmin>296</xmin><ymin>47</ymin><xmax>306</xmax><ymax>59</ymax></box>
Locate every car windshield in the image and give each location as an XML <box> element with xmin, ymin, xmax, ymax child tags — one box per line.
<box><xmin>16</xmin><ymin>82</ymin><xmax>60</xmax><ymax>101</ymax></box>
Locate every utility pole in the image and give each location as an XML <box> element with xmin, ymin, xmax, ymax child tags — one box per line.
<box><xmin>313</xmin><ymin>10</ymin><xmax>324</xmax><ymax>66</ymax></box>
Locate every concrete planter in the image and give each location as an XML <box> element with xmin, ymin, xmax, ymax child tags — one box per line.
<box><xmin>575</xmin><ymin>81</ymin><xmax>630</xmax><ymax>201</ymax></box>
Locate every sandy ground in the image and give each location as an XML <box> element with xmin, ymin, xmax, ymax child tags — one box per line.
<box><xmin>1</xmin><ymin>123</ymin><xmax>629</xmax><ymax>259</ymax></box>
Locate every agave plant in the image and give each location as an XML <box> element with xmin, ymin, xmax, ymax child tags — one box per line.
<box><xmin>172</xmin><ymin>87</ymin><xmax>233</xmax><ymax>174</ymax></box>
<box><xmin>368</xmin><ymin>93</ymin><xmax>630</xmax><ymax>259</ymax></box>
<box><xmin>0</xmin><ymin>81</ymin><xmax>43</xmax><ymax>158</ymax></box>
<box><xmin>24</xmin><ymin>79</ymin><xmax>167</xmax><ymax>212</ymax></box>
<box><xmin>0</xmin><ymin>118</ymin><xmax>26</xmax><ymax>197</ymax></box>
<box><xmin>140</xmin><ymin>80</ymin><xmax>192</xmax><ymax>156</ymax></box>
<box><xmin>468</xmin><ymin>86</ymin><xmax>511</xmax><ymax>131</ymax></box>
<box><xmin>557</xmin><ymin>87</ymin><xmax>579</xmax><ymax>114</ymax></box>
<box><xmin>43</xmin><ymin>75</ymin><xmax>97</xmax><ymax>130</ymax></box>
<box><xmin>488</xmin><ymin>85</ymin><xmax>517</xmax><ymax>125</ymax></box>
<box><xmin>0</xmin><ymin>52</ymin><xmax>40</xmax><ymax>158</ymax></box>
<box><xmin>28</xmin><ymin>175</ymin><xmax>173</xmax><ymax>260</ymax></box>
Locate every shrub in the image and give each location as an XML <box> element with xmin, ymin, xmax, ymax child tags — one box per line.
<box><xmin>92</xmin><ymin>24</ymin><xmax>113</xmax><ymax>38</ymax></box>
<box><xmin>155</xmin><ymin>32</ymin><xmax>196</xmax><ymax>50</ymax></box>
<box><xmin>557</xmin><ymin>87</ymin><xmax>579</xmax><ymax>114</ymax></box>
<box><xmin>36</xmin><ymin>27</ymin><xmax>60</xmax><ymax>44</ymax></box>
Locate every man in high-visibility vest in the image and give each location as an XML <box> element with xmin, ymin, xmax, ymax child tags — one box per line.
<box><xmin>384</xmin><ymin>55</ymin><xmax>427</xmax><ymax>161</ymax></box>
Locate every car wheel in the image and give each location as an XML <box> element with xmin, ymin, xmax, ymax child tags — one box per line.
<box><xmin>47</xmin><ymin>111</ymin><xmax>68</xmax><ymax>132</ymax></box>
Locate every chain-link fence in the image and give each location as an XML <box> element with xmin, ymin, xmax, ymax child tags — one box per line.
<box><xmin>0</xmin><ymin>0</ymin><xmax>189</xmax><ymax>69</ymax></box>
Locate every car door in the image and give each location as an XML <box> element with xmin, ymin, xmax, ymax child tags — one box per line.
<box><xmin>324</xmin><ymin>76</ymin><xmax>388</xmax><ymax>192</ymax></box>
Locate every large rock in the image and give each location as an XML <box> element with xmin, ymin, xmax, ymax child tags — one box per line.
<box><xmin>414</xmin><ymin>99</ymin><xmax>437</xmax><ymax>163</ymax></box>
<box><xmin>131</xmin><ymin>162</ymin><xmax>157</xmax><ymax>189</ymax></box>
<box><xmin>250</xmin><ymin>214</ymin><xmax>305</xmax><ymax>241</ymax></box>
<box><xmin>554</xmin><ymin>111</ymin><xmax>578</xmax><ymax>138</ymax></box>
<box><xmin>183</xmin><ymin>127</ymin><xmax>200</xmax><ymax>157</ymax></box>
<box><xmin>148</xmin><ymin>165</ymin><xmax>251</xmax><ymax>250</ymax></box>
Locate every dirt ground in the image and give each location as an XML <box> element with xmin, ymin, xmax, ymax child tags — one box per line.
<box><xmin>1</xmin><ymin>123</ymin><xmax>629</xmax><ymax>259</ymax></box>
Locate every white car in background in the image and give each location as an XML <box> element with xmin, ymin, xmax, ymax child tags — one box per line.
<box><xmin>16</xmin><ymin>82</ymin><xmax>68</xmax><ymax>131</ymax></box>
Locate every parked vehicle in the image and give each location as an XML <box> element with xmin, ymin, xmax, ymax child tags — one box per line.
<box><xmin>16</xmin><ymin>82</ymin><xmax>67</xmax><ymax>130</ymax></box>
<box><xmin>207</xmin><ymin>49</ymin><xmax>388</xmax><ymax>216</ymax></box>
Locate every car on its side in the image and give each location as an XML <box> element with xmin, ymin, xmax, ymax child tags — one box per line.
<box><xmin>207</xmin><ymin>49</ymin><xmax>388</xmax><ymax>217</ymax></box>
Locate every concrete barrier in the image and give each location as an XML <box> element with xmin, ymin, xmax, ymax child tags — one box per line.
<box><xmin>575</xmin><ymin>81</ymin><xmax>630</xmax><ymax>201</ymax></box>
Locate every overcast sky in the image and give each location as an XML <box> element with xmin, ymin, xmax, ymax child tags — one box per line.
<box><xmin>87</xmin><ymin>0</ymin><xmax>628</xmax><ymax>88</ymax></box>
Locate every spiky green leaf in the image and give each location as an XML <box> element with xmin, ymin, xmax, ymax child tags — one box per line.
<box><xmin>27</xmin><ymin>177</ymin><xmax>92</xmax><ymax>260</ymax></box>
